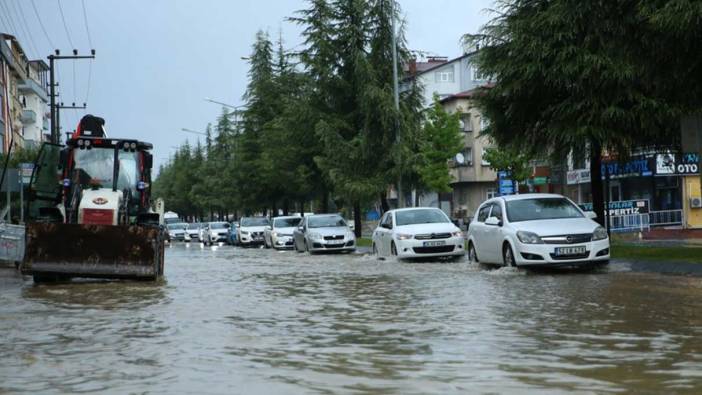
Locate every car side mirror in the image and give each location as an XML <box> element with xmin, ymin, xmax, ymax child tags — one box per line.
<box><xmin>585</xmin><ymin>211</ymin><xmax>597</xmax><ymax>219</ymax></box>
<box><xmin>298</xmin><ymin>226</ymin><xmax>304</xmax><ymax>232</ymax></box>
<box><xmin>485</xmin><ymin>217</ymin><xmax>502</xmax><ymax>227</ymax></box>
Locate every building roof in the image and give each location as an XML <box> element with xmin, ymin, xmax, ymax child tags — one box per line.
<box><xmin>439</xmin><ymin>84</ymin><xmax>493</xmax><ymax>104</ymax></box>
<box><xmin>403</xmin><ymin>51</ymin><xmax>477</xmax><ymax>81</ymax></box>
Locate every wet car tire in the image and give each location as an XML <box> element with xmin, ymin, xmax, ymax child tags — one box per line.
<box><xmin>468</xmin><ymin>242</ymin><xmax>478</xmax><ymax>263</ymax></box>
<box><xmin>503</xmin><ymin>244</ymin><xmax>516</xmax><ymax>267</ymax></box>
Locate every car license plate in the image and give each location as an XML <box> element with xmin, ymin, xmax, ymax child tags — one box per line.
<box><xmin>555</xmin><ymin>246</ymin><xmax>587</xmax><ymax>256</ymax></box>
<box><xmin>423</xmin><ymin>241</ymin><xmax>446</xmax><ymax>247</ymax></box>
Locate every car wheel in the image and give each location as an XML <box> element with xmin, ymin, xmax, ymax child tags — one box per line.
<box><xmin>468</xmin><ymin>242</ymin><xmax>479</xmax><ymax>263</ymax></box>
<box><xmin>391</xmin><ymin>242</ymin><xmax>398</xmax><ymax>256</ymax></box>
<box><xmin>503</xmin><ymin>243</ymin><xmax>516</xmax><ymax>267</ymax></box>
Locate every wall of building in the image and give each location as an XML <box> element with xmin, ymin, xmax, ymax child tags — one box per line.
<box><xmin>683</xmin><ymin>176</ymin><xmax>702</xmax><ymax>229</ymax></box>
<box><xmin>451</xmin><ymin>181</ymin><xmax>496</xmax><ymax>220</ymax></box>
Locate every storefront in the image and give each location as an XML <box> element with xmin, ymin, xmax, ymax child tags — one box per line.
<box><xmin>566</xmin><ymin>153</ymin><xmax>694</xmax><ymax>227</ymax></box>
<box><xmin>656</xmin><ymin>152</ymin><xmax>701</xmax><ymax>228</ymax></box>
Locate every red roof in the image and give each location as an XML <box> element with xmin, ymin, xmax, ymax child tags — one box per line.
<box><xmin>439</xmin><ymin>84</ymin><xmax>494</xmax><ymax>104</ymax></box>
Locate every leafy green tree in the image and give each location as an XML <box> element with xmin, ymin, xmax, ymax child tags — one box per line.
<box><xmin>415</xmin><ymin>96</ymin><xmax>464</xmax><ymax>192</ymax></box>
<box><xmin>466</xmin><ymin>0</ymin><xmax>683</xmax><ymax>224</ymax></box>
<box><xmin>482</xmin><ymin>147</ymin><xmax>531</xmax><ymax>183</ymax></box>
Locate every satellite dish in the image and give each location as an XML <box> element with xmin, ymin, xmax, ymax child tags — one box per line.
<box><xmin>455</xmin><ymin>152</ymin><xmax>465</xmax><ymax>164</ymax></box>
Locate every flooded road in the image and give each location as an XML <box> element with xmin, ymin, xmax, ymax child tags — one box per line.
<box><xmin>2</xmin><ymin>244</ymin><xmax>702</xmax><ymax>394</ymax></box>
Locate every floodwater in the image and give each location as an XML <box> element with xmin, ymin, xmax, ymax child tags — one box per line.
<box><xmin>1</xmin><ymin>244</ymin><xmax>702</xmax><ymax>394</ymax></box>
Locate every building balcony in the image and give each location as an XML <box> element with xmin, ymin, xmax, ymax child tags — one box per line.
<box><xmin>20</xmin><ymin>109</ymin><xmax>37</xmax><ymax>124</ymax></box>
<box><xmin>18</xmin><ymin>78</ymin><xmax>49</xmax><ymax>102</ymax></box>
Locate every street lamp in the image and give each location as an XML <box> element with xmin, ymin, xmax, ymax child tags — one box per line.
<box><xmin>203</xmin><ymin>98</ymin><xmax>246</xmax><ymax>127</ymax></box>
<box><xmin>181</xmin><ymin>127</ymin><xmax>208</xmax><ymax>136</ymax></box>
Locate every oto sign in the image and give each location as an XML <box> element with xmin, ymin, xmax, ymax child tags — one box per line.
<box><xmin>655</xmin><ymin>153</ymin><xmax>699</xmax><ymax>176</ymax></box>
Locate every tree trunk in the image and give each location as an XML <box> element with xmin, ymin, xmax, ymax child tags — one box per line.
<box><xmin>272</xmin><ymin>201</ymin><xmax>277</xmax><ymax>218</ymax></box>
<box><xmin>321</xmin><ymin>190</ymin><xmax>329</xmax><ymax>213</ymax></box>
<box><xmin>283</xmin><ymin>199</ymin><xmax>289</xmax><ymax>216</ymax></box>
<box><xmin>380</xmin><ymin>193</ymin><xmax>389</xmax><ymax>213</ymax></box>
<box><xmin>590</xmin><ymin>140</ymin><xmax>605</xmax><ymax>227</ymax></box>
<box><xmin>353</xmin><ymin>200</ymin><xmax>362</xmax><ymax>238</ymax></box>
<box><xmin>299</xmin><ymin>200</ymin><xmax>305</xmax><ymax>216</ymax></box>
<box><xmin>415</xmin><ymin>191</ymin><xmax>420</xmax><ymax>207</ymax></box>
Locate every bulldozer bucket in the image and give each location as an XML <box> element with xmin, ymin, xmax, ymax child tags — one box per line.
<box><xmin>21</xmin><ymin>223</ymin><xmax>165</xmax><ymax>281</ymax></box>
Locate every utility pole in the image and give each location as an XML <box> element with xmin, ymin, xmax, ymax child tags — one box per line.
<box><xmin>56</xmin><ymin>102</ymin><xmax>87</xmax><ymax>143</ymax></box>
<box><xmin>391</xmin><ymin>0</ymin><xmax>403</xmax><ymax>208</ymax></box>
<box><xmin>48</xmin><ymin>49</ymin><xmax>95</xmax><ymax>143</ymax></box>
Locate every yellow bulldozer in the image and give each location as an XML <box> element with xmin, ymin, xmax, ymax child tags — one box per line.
<box><xmin>21</xmin><ymin>115</ymin><xmax>165</xmax><ymax>282</ymax></box>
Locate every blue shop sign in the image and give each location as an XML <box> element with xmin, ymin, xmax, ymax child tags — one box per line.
<box><xmin>602</xmin><ymin>157</ymin><xmax>653</xmax><ymax>177</ymax></box>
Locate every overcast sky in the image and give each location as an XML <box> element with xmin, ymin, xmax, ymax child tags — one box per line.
<box><xmin>1</xmin><ymin>0</ymin><xmax>493</xmax><ymax>170</ymax></box>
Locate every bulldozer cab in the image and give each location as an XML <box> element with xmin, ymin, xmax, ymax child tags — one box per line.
<box><xmin>27</xmin><ymin>138</ymin><xmax>154</xmax><ymax>225</ymax></box>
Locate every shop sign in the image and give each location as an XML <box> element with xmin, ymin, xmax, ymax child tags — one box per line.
<box><xmin>497</xmin><ymin>171</ymin><xmax>515</xmax><ymax>196</ymax></box>
<box><xmin>602</xmin><ymin>157</ymin><xmax>653</xmax><ymax>178</ymax></box>
<box><xmin>579</xmin><ymin>199</ymin><xmax>650</xmax><ymax>215</ymax></box>
<box><xmin>655</xmin><ymin>152</ymin><xmax>699</xmax><ymax>176</ymax></box>
<box><xmin>532</xmin><ymin>176</ymin><xmax>548</xmax><ymax>186</ymax></box>
<box><xmin>19</xmin><ymin>163</ymin><xmax>34</xmax><ymax>184</ymax></box>
<box><xmin>567</xmin><ymin>169</ymin><xmax>591</xmax><ymax>185</ymax></box>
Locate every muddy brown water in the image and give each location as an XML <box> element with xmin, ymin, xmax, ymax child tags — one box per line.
<box><xmin>1</xmin><ymin>244</ymin><xmax>702</xmax><ymax>394</ymax></box>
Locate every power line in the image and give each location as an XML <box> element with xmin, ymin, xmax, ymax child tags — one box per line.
<box><xmin>31</xmin><ymin>0</ymin><xmax>55</xmax><ymax>50</ymax></box>
<box><xmin>80</xmin><ymin>0</ymin><xmax>93</xmax><ymax>48</ymax></box>
<box><xmin>12</xmin><ymin>0</ymin><xmax>41</xmax><ymax>58</ymax></box>
<box><xmin>80</xmin><ymin>0</ymin><xmax>93</xmax><ymax>103</ymax></box>
<box><xmin>56</xmin><ymin>0</ymin><xmax>74</xmax><ymax>49</ymax></box>
<box><xmin>0</xmin><ymin>1</ymin><xmax>20</xmax><ymax>38</ymax></box>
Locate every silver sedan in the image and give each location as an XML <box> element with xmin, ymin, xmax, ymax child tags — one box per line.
<box><xmin>293</xmin><ymin>214</ymin><xmax>356</xmax><ymax>254</ymax></box>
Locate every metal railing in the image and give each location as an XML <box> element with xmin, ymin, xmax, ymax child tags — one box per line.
<box><xmin>0</xmin><ymin>223</ymin><xmax>25</xmax><ymax>264</ymax></box>
<box><xmin>608</xmin><ymin>213</ymin><xmax>650</xmax><ymax>233</ymax></box>
<box><xmin>649</xmin><ymin>210</ymin><xmax>683</xmax><ymax>227</ymax></box>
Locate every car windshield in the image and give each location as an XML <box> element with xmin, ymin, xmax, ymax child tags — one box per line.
<box><xmin>188</xmin><ymin>223</ymin><xmax>200</xmax><ymax>230</ymax></box>
<box><xmin>167</xmin><ymin>223</ymin><xmax>187</xmax><ymax>230</ymax></box>
<box><xmin>274</xmin><ymin>217</ymin><xmax>301</xmax><ymax>228</ymax></box>
<box><xmin>308</xmin><ymin>216</ymin><xmax>346</xmax><ymax>228</ymax></box>
<box><xmin>506</xmin><ymin>198</ymin><xmax>584</xmax><ymax>222</ymax></box>
<box><xmin>395</xmin><ymin>209</ymin><xmax>450</xmax><ymax>226</ymax></box>
<box><xmin>210</xmin><ymin>222</ymin><xmax>229</xmax><ymax>229</ymax></box>
<box><xmin>240</xmin><ymin>217</ymin><xmax>269</xmax><ymax>227</ymax></box>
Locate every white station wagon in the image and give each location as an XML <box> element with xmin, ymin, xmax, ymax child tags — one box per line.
<box><xmin>467</xmin><ymin>194</ymin><xmax>610</xmax><ymax>267</ymax></box>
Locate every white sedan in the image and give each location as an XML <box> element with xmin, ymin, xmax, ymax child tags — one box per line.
<box><xmin>466</xmin><ymin>193</ymin><xmax>610</xmax><ymax>267</ymax></box>
<box><xmin>372</xmin><ymin>208</ymin><xmax>466</xmax><ymax>260</ymax></box>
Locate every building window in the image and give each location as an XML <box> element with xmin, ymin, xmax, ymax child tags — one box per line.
<box><xmin>435</xmin><ymin>70</ymin><xmax>454</xmax><ymax>83</ymax></box>
<box><xmin>462</xmin><ymin>147</ymin><xmax>473</xmax><ymax>166</ymax></box>
<box><xmin>486</xmin><ymin>188</ymin><xmax>497</xmax><ymax>200</ymax></box>
<box><xmin>480</xmin><ymin>116</ymin><xmax>490</xmax><ymax>131</ymax></box>
<box><xmin>473</xmin><ymin>66</ymin><xmax>488</xmax><ymax>81</ymax></box>
<box><xmin>481</xmin><ymin>147</ymin><xmax>490</xmax><ymax>166</ymax></box>
<box><xmin>461</xmin><ymin>114</ymin><xmax>472</xmax><ymax>132</ymax></box>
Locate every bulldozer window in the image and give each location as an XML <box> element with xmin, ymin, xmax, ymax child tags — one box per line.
<box><xmin>116</xmin><ymin>150</ymin><xmax>139</xmax><ymax>194</ymax></box>
<box><xmin>73</xmin><ymin>148</ymin><xmax>115</xmax><ymax>188</ymax></box>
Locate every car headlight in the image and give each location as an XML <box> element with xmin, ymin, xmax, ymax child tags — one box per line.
<box><xmin>452</xmin><ymin>231</ymin><xmax>463</xmax><ymax>238</ymax></box>
<box><xmin>308</xmin><ymin>232</ymin><xmax>322</xmax><ymax>240</ymax></box>
<box><xmin>346</xmin><ymin>231</ymin><xmax>355</xmax><ymax>238</ymax></box>
<box><xmin>517</xmin><ymin>230</ymin><xmax>543</xmax><ymax>244</ymax></box>
<box><xmin>395</xmin><ymin>233</ymin><xmax>413</xmax><ymax>240</ymax></box>
<box><xmin>241</xmin><ymin>231</ymin><xmax>249</xmax><ymax>235</ymax></box>
<box><xmin>592</xmin><ymin>226</ymin><xmax>608</xmax><ymax>241</ymax></box>
<box><xmin>271</xmin><ymin>231</ymin><xmax>277</xmax><ymax>237</ymax></box>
